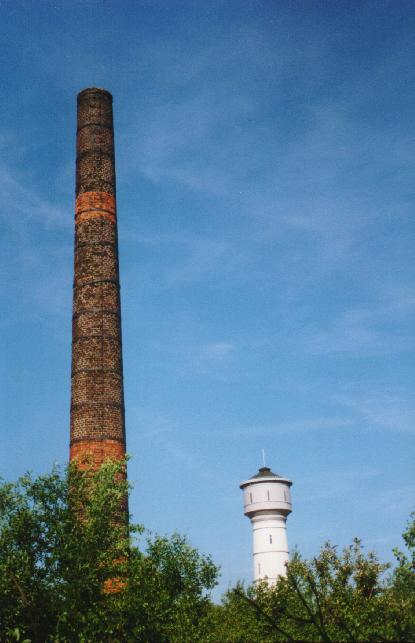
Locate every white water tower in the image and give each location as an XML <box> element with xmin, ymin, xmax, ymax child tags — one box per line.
<box><xmin>240</xmin><ymin>465</ymin><xmax>292</xmax><ymax>584</ymax></box>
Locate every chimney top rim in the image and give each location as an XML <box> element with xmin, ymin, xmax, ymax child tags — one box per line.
<box><xmin>77</xmin><ymin>88</ymin><xmax>113</xmax><ymax>101</ymax></box>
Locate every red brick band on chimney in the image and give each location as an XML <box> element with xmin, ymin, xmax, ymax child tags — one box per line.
<box><xmin>70</xmin><ymin>88</ymin><xmax>126</xmax><ymax>467</ymax></box>
<box><xmin>75</xmin><ymin>191</ymin><xmax>116</xmax><ymax>225</ymax></box>
<box><xmin>70</xmin><ymin>439</ymin><xmax>125</xmax><ymax>468</ymax></box>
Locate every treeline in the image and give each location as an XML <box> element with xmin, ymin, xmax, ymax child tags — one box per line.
<box><xmin>0</xmin><ymin>462</ymin><xmax>413</xmax><ymax>642</ymax></box>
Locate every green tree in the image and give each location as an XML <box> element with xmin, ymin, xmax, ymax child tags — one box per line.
<box><xmin>204</xmin><ymin>522</ymin><xmax>415</xmax><ymax>643</ymax></box>
<box><xmin>0</xmin><ymin>462</ymin><xmax>218</xmax><ymax>642</ymax></box>
<box><xmin>1</xmin><ymin>463</ymin><xmax>414</xmax><ymax>642</ymax></box>
<box><xmin>388</xmin><ymin>510</ymin><xmax>415</xmax><ymax>640</ymax></box>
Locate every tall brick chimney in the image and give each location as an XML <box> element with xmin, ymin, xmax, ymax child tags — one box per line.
<box><xmin>70</xmin><ymin>88</ymin><xmax>126</xmax><ymax>467</ymax></box>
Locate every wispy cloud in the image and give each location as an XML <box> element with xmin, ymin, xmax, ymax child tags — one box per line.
<box><xmin>127</xmin><ymin>405</ymin><xmax>217</xmax><ymax>482</ymax></box>
<box><xmin>305</xmin><ymin>309</ymin><xmax>411</xmax><ymax>357</ymax></box>
<box><xmin>332</xmin><ymin>390</ymin><xmax>415</xmax><ymax>434</ymax></box>
<box><xmin>202</xmin><ymin>342</ymin><xmax>236</xmax><ymax>359</ymax></box>
<box><xmin>0</xmin><ymin>151</ymin><xmax>72</xmax><ymax>333</ymax></box>
<box><xmin>366</xmin><ymin>484</ymin><xmax>415</xmax><ymax>516</ymax></box>
<box><xmin>210</xmin><ymin>418</ymin><xmax>354</xmax><ymax>439</ymax></box>
<box><xmin>127</xmin><ymin>406</ymin><xmax>175</xmax><ymax>441</ymax></box>
<box><xmin>0</xmin><ymin>163</ymin><xmax>68</xmax><ymax>231</ymax></box>
<box><xmin>148</xmin><ymin>337</ymin><xmax>239</xmax><ymax>381</ymax></box>
<box><xmin>299</xmin><ymin>467</ymin><xmax>380</xmax><ymax>502</ymax></box>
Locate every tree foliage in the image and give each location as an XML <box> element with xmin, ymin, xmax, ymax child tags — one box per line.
<box><xmin>0</xmin><ymin>462</ymin><xmax>217</xmax><ymax>642</ymax></box>
<box><xmin>0</xmin><ymin>464</ymin><xmax>413</xmax><ymax>642</ymax></box>
<box><xmin>203</xmin><ymin>517</ymin><xmax>415</xmax><ymax>643</ymax></box>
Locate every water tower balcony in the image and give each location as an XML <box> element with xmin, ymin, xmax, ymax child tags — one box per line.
<box><xmin>243</xmin><ymin>499</ymin><xmax>292</xmax><ymax>518</ymax></box>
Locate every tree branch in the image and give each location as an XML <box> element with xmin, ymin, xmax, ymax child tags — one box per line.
<box><xmin>8</xmin><ymin>568</ymin><xmax>39</xmax><ymax>641</ymax></box>
<box><xmin>307</xmin><ymin>567</ymin><xmax>332</xmax><ymax>641</ymax></box>
<box><xmin>234</xmin><ymin>588</ymin><xmax>300</xmax><ymax>642</ymax></box>
<box><xmin>287</xmin><ymin>570</ymin><xmax>332</xmax><ymax>643</ymax></box>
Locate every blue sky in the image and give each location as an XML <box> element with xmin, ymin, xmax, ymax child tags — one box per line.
<box><xmin>0</xmin><ymin>0</ymin><xmax>414</xmax><ymax>597</ymax></box>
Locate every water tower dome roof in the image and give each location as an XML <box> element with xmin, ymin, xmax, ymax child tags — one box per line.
<box><xmin>251</xmin><ymin>466</ymin><xmax>282</xmax><ymax>479</ymax></box>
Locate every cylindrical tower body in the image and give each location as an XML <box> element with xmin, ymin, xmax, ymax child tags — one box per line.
<box><xmin>240</xmin><ymin>466</ymin><xmax>292</xmax><ymax>584</ymax></box>
<box><xmin>70</xmin><ymin>88</ymin><xmax>126</xmax><ymax>467</ymax></box>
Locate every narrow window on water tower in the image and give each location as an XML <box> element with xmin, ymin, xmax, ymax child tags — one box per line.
<box><xmin>269</xmin><ymin>535</ymin><xmax>272</xmax><ymax>544</ymax></box>
<box><xmin>267</xmin><ymin>490</ymin><xmax>270</xmax><ymax>500</ymax></box>
<box><xmin>250</xmin><ymin>493</ymin><xmax>253</xmax><ymax>503</ymax></box>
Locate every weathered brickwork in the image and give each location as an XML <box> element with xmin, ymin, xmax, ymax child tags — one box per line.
<box><xmin>76</xmin><ymin>192</ymin><xmax>116</xmax><ymax>225</ymax></box>
<box><xmin>73</xmin><ymin>310</ymin><xmax>120</xmax><ymax>337</ymax></box>
<box><xmin>70</xmin><ymin>88</ymin><xmax>126</xmax><ymax>467</ymax></box>
<box><xmin>74</xmin><ymin>281</ymin><xmax>120</xmax><ymax>312</ymax></box>
<box><xmin>70</xmin><ymin>440</ymin><xmax>125</xmax><ymax>468</ymax></box>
